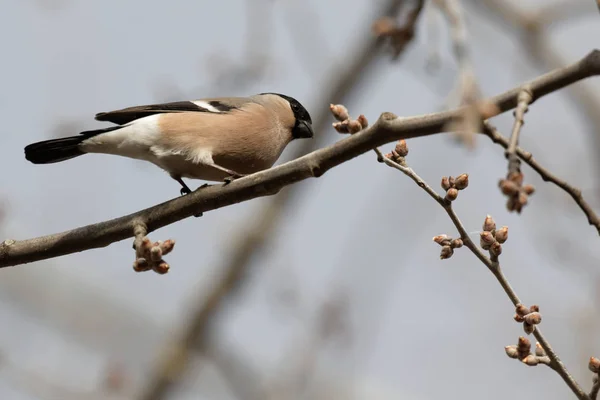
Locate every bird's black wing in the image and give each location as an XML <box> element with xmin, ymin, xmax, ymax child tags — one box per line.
<box><xmin>94</xmin><ymin>99</ymin><xmax>244</xmax><ymax>125</ymax></box>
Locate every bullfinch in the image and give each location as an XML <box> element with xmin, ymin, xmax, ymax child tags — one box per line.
<box><xmin>24</xmin><ymin>93</ymin><xmax>314</xmax><ymax>194</ymax></box>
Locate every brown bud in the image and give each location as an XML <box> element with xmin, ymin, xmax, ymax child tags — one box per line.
<box><xmin>445</xmin><ymin>188</ymin><xmax>459</xmax><ymax>202</ymax></box>
<box><xmin>451</xmin><ymin>238</ymin><xmax>463</xmax><ymax>248</ymax></box>
<box><xmin>333</xmin><ymin>121</ymin><xmax>349</xmax><ymax>134</ymax></box>
<box><xmin>441</xmin><ymin>176</ymin><xmax>451</xmax><ymax>191</ymax></box>
<box><xmin>522</xmin><ymin>355</ymin><xmax>539</xmax><ymax>366</ymax></box>
<box><xmin>440</xmin><ymin>245</ymin><xmax>454</xmax><ymax>259</ymax></box>
<box><xmin>490</xmin><ymin>242</ymin><xmax>502</xmax><ymax>257</ymax></box>
<box><xmin>140</xmin><ymin>237</ymin><xmax>152</xmax><ymax>252</ymax></box>
<box><xmin>524</xmin><ymin>312</ymin><xmax>542</xmax><ymax>325</ymax></box>
<box><xmin>160</xmin><ymin>239</ymin><xmax>175</xmax><ymax>255</ymax></box>
<box><xmin>515</xmin><ymin>304</ymin><xmax>529</xmax><ymax>317</ymax></box>
<box><xmin>454</xmin><ymin>174</ymin><xmax>469</xmax><ymax>190</ymax></box>
<box><xmin>589</xmin><ymin>357</ymin><xmax>600</xmax><ymax>373</ymax></box>
<box><xmin>517</xmin><ymin>336</ymin><xmax>531</xmax><ymax>352</ymax></box>
<box><xmin>499</xmin><ymin>179</ymin><xmax>520</xmax><ymax>196</ymax></box>
<box><xmin>357</xmin><ymin>114</ymin><xmax>369</xmax><ymax>129</ymax></box>
<box><xmin>506</xmin><ymin>196</ymin><xmax>517</xmax><ymax>212</ymax></box>
<box><xmin>522</xmin><ymin>184</ymin><xmax>535</xmax><ymax>195</ymax></box>
<box><xmin>482</xmin><ymin>215</ymin><xmax>496</xmax><ymax>232</ymax></box>
<box><xmin>508</xmin><ymin>171</ymin><xmax>524</xmax><ymax>186</ymax></box>
<box><xmin>150</xmin><ymin>246</ymin><xmax>162</xmax><ymax>262</ymax></box>
<box><xmin>448</xmin><ymin>176</ymin><xmax>456</xmax><ymax>187</ymax></box>
<box><xmin>505</xmin><ymin>345</ymin><xmax>519</xmax><ymax>359</ymax></box>
<box><xmin>495</xmin><ymin>226</ymin><xmax>508</xmax><ymax>244</ymax></box>
<box><xmin>433</xmin><ymin>234</ymin><xmax>451</xmax><ymax>246</ymax></box>
<box><xmin>480</xmin><ymin>231</ymin><xmax>495</xmax><ymax>250</ymax></box>
<box><xmin>133</xmin><ymin>258</ymin><xmax>150</xmax><ymax>272</ymax></box>
<box><xmin>153</xmin><ymin>262</ymin><xmax>170</xmax><ymax>275</ymax></box>
<box><xmin>347</xmin><ymin>119</ymin><xmax>363</xmax><ymax>134</ymax></box>
<box><xmin>518</xmin><ymin>192</ymin><xmax>529</xmax><ymax>207</ymax></box>
<box><xmin>535</xmin><ymin>342</ymin><xmax>546</xmax><ymax>357</ymax></box>
<box><xmin>514</xmin><ymin>314</ymin><xmax>525</xmax><ymax>323</ymax></box>
<box><xmin>329</xmin><ymin>104</ymin><xmax>350</xmax><ymax>121</ymax></box>
<box><xmin>394</xmin><ymin>140</ymin><xmax>409</xmax><ymax>157</ymax></box>
<box><xmin>529</xmin><ymin>305</ymin><xmax>540</xmax><ymax>313</ymax></box>
<box><xmin>523</xmin><ymin>322</ymin><xmax>535</xmax><ymax>334</ymax></box>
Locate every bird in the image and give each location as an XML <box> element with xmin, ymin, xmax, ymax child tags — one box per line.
<box><xmin>24</xmin><ymin>93</ymin><xmax>314</xmax><ymax>195</ymax></box>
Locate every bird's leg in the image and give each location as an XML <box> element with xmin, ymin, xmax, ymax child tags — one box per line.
<box><xmin>171</xmin><ymin>175</ymin><xmax>203</xmax><ymax>217</ymax></box>
<box><xmin>206</xmin><ymin>163</ymin><xmax>247</xmax><ymax>185</ymax></box>
<box><xmin>172</xmin><ymin>176</ymin><xmax>193</xmax><ymax>196</ymax></box>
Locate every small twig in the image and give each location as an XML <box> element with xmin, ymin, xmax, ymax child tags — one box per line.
<box><xmin>591</xmin><ymin>375</ymin><xmax>600</xmax><ymax>400</ymax></box>
<box><xmin>506</xmin><ymin>88</ymin><xmax>533</xmax><ymax>174</ymax></box>
<box><xmin>378</xmin><ymin>150</ymin><xmax>589</xmax><ymax>400</ymax></box>
<box><xmin>483</xmin><ymin>121</ymin><xmax>600</xmax><ymax>236</ymax></box>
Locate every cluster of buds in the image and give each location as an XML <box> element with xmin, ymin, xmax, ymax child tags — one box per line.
<box><xmin>499</xmin><ymin>171</ymin><xmax>535</xmax><ymax>213</ymax></box>
<box><xmin>330</xmin><ymin>104</ymin><xmax>369</xmax><ymax>134</ymax></box>
<box><xmin>385</xmin><ymin>140</ymin><xmax>409</xmax><ymax>165</ymax></box>
<box><xmin>432</xmin><ymin>234</ymin><xmax>463</xmax><ymax>260</ymax></box>
<box><xmin>479</xmin><ymin>215</ymin><xmax>508</xmax><ymax>258</ymax></box>
<box><xmin>505</xmin><ymin>336</ymin><xmax>550</xmax><ymax>366</ymax></box>
<box><xmin>440</xmin><ymin>174</ymin><xmax>469</xmax><ymax>202</ymax></box>
<box><xmin>372</xmin><ymin>17</ymin><xmax>415</xmax><ymax>59</ymax></box>
<box><xmin>133</xmin><ymin>237</ymin><xmax>175</xmax><ymax>274</ymax></box>
<box><xmin>514</xmin><ymin>303</ymin><xmax>542</xmax><ymax>334</ymax></box>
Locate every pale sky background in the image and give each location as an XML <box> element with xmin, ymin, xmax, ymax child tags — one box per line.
<box><xmin>0</xmin><ymin>0</ymin><xmax>599</xmax><ymax>399</ymax></box>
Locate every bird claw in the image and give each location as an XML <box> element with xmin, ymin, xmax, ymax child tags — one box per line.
<box><xmin>223</xmin><ymin>174</ymin><xmax>245</xmax><ymax>185</ymax></box>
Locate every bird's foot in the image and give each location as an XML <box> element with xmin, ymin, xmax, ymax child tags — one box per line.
<box><xmin>223</xmin><ymin>173</ymin><xmax>246</xmax><ymax>185</ymax></box>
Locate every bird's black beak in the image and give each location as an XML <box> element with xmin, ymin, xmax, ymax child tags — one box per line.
<box><xmin>293</xmin><ymin>120</ymin><xmax>314</xmax><ymax>139</ymax></box>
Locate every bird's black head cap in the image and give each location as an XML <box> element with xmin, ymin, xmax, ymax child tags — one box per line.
<box><xmin>261</xmin><ymin>92</ymin><xmax>313</xmax><ymax>139</ymax></box>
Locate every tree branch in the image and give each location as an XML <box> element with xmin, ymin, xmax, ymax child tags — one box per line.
<box><xmin>1</xmin><ymin>49</ymin><xmax>599</xmax><ymax>269</ymax></box>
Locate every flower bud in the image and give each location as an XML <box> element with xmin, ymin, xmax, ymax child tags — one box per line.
<box><xmin>482</xmin><ymin>215</ymin><xmax>496</xmax><ymax>232</ymax></box>
<box><xmin>515</xmin><ymin>304</ymin><xmax>529</xmax><ymax>316</ymax></box>
<box><xmin>517</xmin><ymin>336</ymin><xmax>531</xmax><ymax>353</ymax></box>
<box><xmin>508</xmin><ymin>171</ymin><xmax>524</xmax><ymax>186</ymax></box>
<box><xmin>514</xmin><ymin>314</ymin><xmax>525</xmax><ymax>323</ymax></box>
<box><xmin>153</xmin><ymin>262</ymin><xmax>170</xmax><ymax>275</ymax></box>
<box><xmin>394</xmin><ymin>140</ymin><xmax>408</xmax><ymax>157</ymax></box>
<box><xmin>495</xmin><ymin>226</ymin><xmax>508</xmax><ymax>244</ymax></box>
<box><xmin>440</xmin><ymin>245</ymin><xmax>454</xmax><ymax>259</ymax></box>
<box><xmin>161</xmin><ymin>239</ymin><xmax>175</xmax><ymax>255</ymax></box>
<box><xmin>529</xmin><ymin>305</ymin><xmax>540</xmax><ymax>312</ymax></box>
<box><xmin>357</xmin><ymin>114</ymin><xmax>369</xmax><ymax>129</ymax></box>
<box><xmin>524</xmin><ymin>312</ymin><xmax>542</xmax><ymax>325</ymax></box>
<box><xmin>329</xmin><ymin>104</ymin><xmax>349</xmax><ymax>121</ymax></box>
<box><xmin>333</xmin><ymin>121</ymin><xmax>349</xmax><ymax>134</ymax></box>
<box><xmin>441</xmin><ymin>176</ymin><xmax>451</xmax><ymax>191</ymax></box>
<box><xmin>347</xmin><ymin>119</ymin><xmax>363</xmax><ymax>134</ymax></box>
<box><xmin>448</xmin><ymin>176</ymin><xmax>456</xmax><ymax>187</ymax></box>
<box><xmin>589</xmin><ymin>357</ymin><xmax>600</xmax><ymax>373</ymax></box>
<box><xmin>451</xmin><ymin>238</ymin><xmax>463</xmax><ymax>248</ymax></box>
<box><xmin>445</xmin><ymin>188</ymin><xmax>459</xmax><ymax>202</ymax></box>
<box><xmin>523</xmin><ymin>184</ymin><xmax>535</xmax><ymax>195</ymax></box>
<box><xmin>499</xmin><ymin>179</ymin><xmax>520</xmax><ymax>196</ymax></box>
<box><xmin>150</xmin><ymin>246</ymin><xmax>162</xmax><ymax>262</ymax></box>
<box><xmin>490</xmin><ymin>242</ymin><xmax>502</xmax><ymax>257</ymax></box>
<box><xmin>522</xmin><ymin>355</ymin><xmax>539</xmax><ymax>366</ymax></box>
<box><xmin>523</xmin><ymin>322</ymin><xmax>535</xmax><ymax>334</ymax></box>
<box><xmin>433</xmin><ymin>234</ymin><xmax>451</xmax><ymax>246</ymax></box>
<box><xmin>505</xmin><ymin>345</ymin><xmax>519</xmax><ymax>359</ymax></box>
<box><xmin>454</xmin><ymin>174</ymin><xmax>469</xmax><ymax>190</ymax></box>
<box><xmin>480</xmin><ymin>231</ymin><xmax>495</xmax><ymax>250</ymax></box>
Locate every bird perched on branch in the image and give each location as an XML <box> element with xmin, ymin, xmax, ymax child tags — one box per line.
<box><xmin>24</xmin><ymin>93</ymin><xmax>313</xmax><ymax>195</ymax></box>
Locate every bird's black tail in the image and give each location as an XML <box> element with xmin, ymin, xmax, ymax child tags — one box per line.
<box><xmin>24</xmin><ymin>126</ymin><xmax>121</xmax><ymax>164</ymax></box>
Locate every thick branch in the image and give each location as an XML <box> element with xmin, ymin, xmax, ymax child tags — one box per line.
<box><xmin>1</xmin><ymin>49</ymin><xmax>599</xmax><ymax>269</ymax></box>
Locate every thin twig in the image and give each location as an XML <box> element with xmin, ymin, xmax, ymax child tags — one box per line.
<box><xmin>506</xmin><ymin>88</ymin><xmax>532</xmax><ymax>174</ymax></box>
<box><xmin>483</xmin><ymin>121</ymin><xmax>600</xmax><ymax>236</ymax></box>
<box><xmin>379</xmin><ymin>154</ymin><xmax>590</xmax><ymax>400</ymax></box>
<box><xmin>590</xmin><ymin>375</ymin><xmax>600</xmax><ymax>400</ymax></box>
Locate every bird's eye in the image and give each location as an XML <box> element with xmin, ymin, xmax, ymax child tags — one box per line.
<box><xmin>292</xmin><ymin>104</ymin><xmax>299</xmax><ymax>111</ymax></box>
